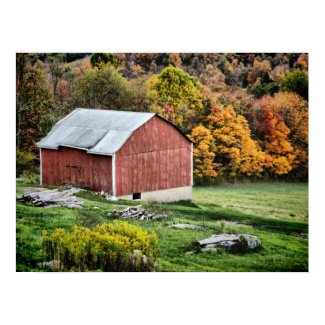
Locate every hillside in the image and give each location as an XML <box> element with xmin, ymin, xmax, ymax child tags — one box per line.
<box><xmin>16</xmin><ymin>53</ymin><xmax>308</xmax><ymax>182</ymax></box>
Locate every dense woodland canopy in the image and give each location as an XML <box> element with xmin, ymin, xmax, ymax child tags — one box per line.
<box><xmin>16</xmin><ymin>53</ymin><xmax>308</xmax><ymax>182</ymax></box>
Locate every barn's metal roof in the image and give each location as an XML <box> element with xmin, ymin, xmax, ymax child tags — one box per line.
<box><xmin>36</xmin><ymin>108</ymin><xmax>155</xmax><ymax>155</ymax></box>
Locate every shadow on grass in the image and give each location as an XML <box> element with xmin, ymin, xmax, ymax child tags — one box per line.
<box><xmin>163</xmin><ymin>204</ymin><xmax>308</xmax><ymax>235</ymax></box>
<box><xmin>165</xmin><ymin>200</ymin><xmax>201</xmax><ymax>208</ymax></box>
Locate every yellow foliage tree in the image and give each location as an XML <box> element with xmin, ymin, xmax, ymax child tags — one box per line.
<box><xmin>188</xmin><ymin>125</ymin><xmax>218</xmax><ymax>178</ymax></box>
<box><xmin>208</xmin><ymin>105</ymin><xmax>266</xmax><ymax>177</ymax></box>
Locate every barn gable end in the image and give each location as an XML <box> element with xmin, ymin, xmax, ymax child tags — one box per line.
<box><xmin>115</xmin><ymin>115</ymin><xmax>192</xmax><ymax>199</ymax></box>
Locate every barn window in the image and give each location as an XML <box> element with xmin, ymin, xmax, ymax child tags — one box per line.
<box><xmin>133</xmin><ymin>193</ymin><xmax>141</xmax><ymax>200</ymax></box>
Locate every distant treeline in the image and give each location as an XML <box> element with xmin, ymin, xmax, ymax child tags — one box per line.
<box><xmin>16</xmin><ymin>53</ymin><xmax>308</xmax><ymax>181</ymax></box>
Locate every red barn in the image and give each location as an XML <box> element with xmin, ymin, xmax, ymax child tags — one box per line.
<box><xmin>37</xmin><ymin>108</ymin><xmax>193</xmax><ymax>202</ymax></box>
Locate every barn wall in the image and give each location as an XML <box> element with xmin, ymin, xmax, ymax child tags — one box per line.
<box><xmin>115</xmin><ymin>116</ymin><xmax>192</xmax><ymax>196</ymax></box>
<box><xmin>42</xmin><ymin>147</ymin><xmax>112</xmax><ymax>193</ymax></box>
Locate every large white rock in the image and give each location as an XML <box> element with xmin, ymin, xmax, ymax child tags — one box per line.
<box><xmin>197</xmin><ymin>234</ymin><xmax>261</xmax><ymax>252</ymax></box>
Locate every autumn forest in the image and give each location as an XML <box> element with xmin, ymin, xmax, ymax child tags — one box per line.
<box><xmin>16</xmin><ymin>53</ymin><xmax>308</xmax><ymax>182</ymax></box>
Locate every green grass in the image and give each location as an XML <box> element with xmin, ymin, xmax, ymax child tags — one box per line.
<box><xmin>194</xmin><ymin>183</ymin><xmax>308</xmax><ymax>220</ymax></box>
<box><xmin>16</xmin><ymin>182</ymin><xmax>308</xmax><ymax>272</ymax></box>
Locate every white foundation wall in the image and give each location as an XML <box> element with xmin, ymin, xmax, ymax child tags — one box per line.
<box><xmin>118</xmin><ymin>186</ymin><xmax>192</xmax><ymax>203</ymax></box>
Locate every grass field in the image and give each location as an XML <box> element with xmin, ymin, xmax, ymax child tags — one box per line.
<box><xmin>16</xmin><ymin>182</ymin><xmax>308</xmax><ymax>272</ymax></box>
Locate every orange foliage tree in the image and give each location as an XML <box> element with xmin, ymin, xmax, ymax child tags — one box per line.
<box><xmin>254</xmin><ymin>96</ymin><xmax>295</xmax><ymax>175</ymax></box>
<box><xmin>208</xmin><ymin>105</ymin><xmax>266</xmax><ymax>177</ymax></box>
<box><xmin>268</xmin><ymin>92</ymin><xmax>308</xmax><ymax>178</ymax></box>
<box><xmin>188</xmin><ymin>125</ymin><xmax>218</xmax><ymax>178</ymax></box>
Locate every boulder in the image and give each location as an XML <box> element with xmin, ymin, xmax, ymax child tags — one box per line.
<box><xmin>196</xmin><ymin>234</ymin><xmax>261</xmax><ymax>253</ymax></box>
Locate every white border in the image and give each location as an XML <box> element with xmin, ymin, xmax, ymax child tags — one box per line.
<box><xmin>3</xmin><ymin>1</ymin><xmax>325</xmax><ymax>325</ymax></box>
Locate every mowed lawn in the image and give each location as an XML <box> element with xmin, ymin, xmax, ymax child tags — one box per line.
<box><xmin>16</xmin><ymin>182</ymin><xmax>308</xmax><ymax>272</ymax></box>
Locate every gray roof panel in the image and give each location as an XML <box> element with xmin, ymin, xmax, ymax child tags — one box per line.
<box><xmin>37</xmin><ymin>108</ymin><xmax>155</xmax><ymax>154</ymax></box>
<box><xmin>88</xmin><ymin>130</ymin><xmax>132</xmax><ymax>155</ymax></box>
<box><xmin>62</xmin><ymin>108</ymin><xmax>154</xmax><ymax>130</ymax></box>
<box><xmin>38</xmin><ymin>125</ymin><xmax>108</xmax><ymax>149</ymax></box>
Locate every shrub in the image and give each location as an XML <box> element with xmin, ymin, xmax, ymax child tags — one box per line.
<box><xmin>16</xmin><ymin>150</ymin><xmax>37</xmax><ymax>177</ymax></box>
<box><xmin>42</xmin><ymin>221</ymin><xmax>158</xmax><ymax>271</ymax></box>
<box><xmin>20</xmin><ymin>170</ymin><xmax>40</xmax><ymax>184</ymax></box>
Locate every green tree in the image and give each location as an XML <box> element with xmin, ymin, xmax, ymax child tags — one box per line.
<box><xmin>149</xmin><ymin>66</ymin><xmax>204</xmax><ymax>131</ymax></box>
<box><xmin>250</xmin><ymin>80</ymin><xmax>277</xmax><ymax>98</ymax></box>
<box><xmin>17</xmin><ymin>69</ymin><xmax>54</xmax><ymax>153</ymax></box>
<box><xmin>48</xmin><ymin>54</ymin><xmax>65</xmax><ymax>94</ymax></box>
<box><xmin>128</xmin><ymin>76</ymin><xmax>150</xmax><ymax>112</ymax></box>
<box><xmin>71</xmin><ymin>65</ymin><xmax>133</xmax><ymax>109</ymax></box>
<box><xmin>90</xmin><ymin>53</ymin><xmax>119</xmax><ymax>69</ymax></box>
<box><xmin>281</xmin><ymin>69</ymin><xmax>308</xmax><ymax>100</ymax></box>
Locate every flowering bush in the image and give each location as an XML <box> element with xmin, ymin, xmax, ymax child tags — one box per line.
<box><xmin>42</xmin><ymin>221</ymin><xmax>157</xmax><ymax>271</ymax></box>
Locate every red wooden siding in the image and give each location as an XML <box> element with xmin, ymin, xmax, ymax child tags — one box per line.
<box><xmin>42</xmin><ymin>147</ymin><xmax>112</xmax><ymax>193</ymax></box>
<box><xmin>115</xmin><ymin>116</ymin><xmax>192</xmax><ymax>196</ymax></box>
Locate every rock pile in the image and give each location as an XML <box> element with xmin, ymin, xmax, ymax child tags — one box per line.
<box><xmin>18</xmin><ymin>188</ymin><xmax>83</xmax><ymax>209</ymax></box>
<box><xmin>196</xmin><ymin>234</ymin><xmax>261</xmax><ymax>253</ymax></box>
<box><xmin>112</xmin><ymin>206</ymin><xmax>166</xmax><ymax>221</ymax></box>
